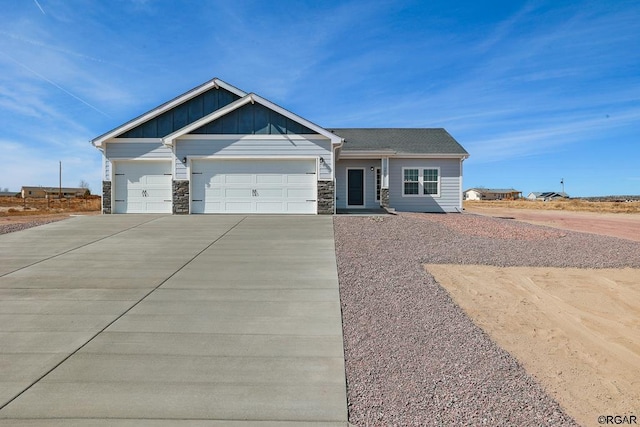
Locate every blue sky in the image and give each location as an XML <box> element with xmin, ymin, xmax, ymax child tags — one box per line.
<box><xmin>1</xmin><ymin>0</ymin><xmax>638</xmax><ymax>197</ymax></box>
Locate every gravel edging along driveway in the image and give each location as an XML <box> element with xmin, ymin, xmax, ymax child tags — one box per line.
<box><xmin>334</xmin><ymin>212</ymin><xmax>640</xmax><ymax>426</ymax></box>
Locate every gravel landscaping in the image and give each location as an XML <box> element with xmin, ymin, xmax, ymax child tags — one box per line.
<box><xmin>334</xmin><ymin>212</ymin><xmax>640</xmax><ymax>426</ymax></box>
<box><xmin>5</xmin><ymin>213</ymin><xmax>639</xmax><ymax>425</ymax></box>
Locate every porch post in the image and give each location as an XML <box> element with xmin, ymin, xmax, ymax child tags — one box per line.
<box><xmin>380</xmin><ymin>157</ymin><xmax>390</xmax><ymax>208</ymax></box>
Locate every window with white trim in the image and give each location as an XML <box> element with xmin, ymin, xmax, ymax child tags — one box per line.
<box><xmin>402</xmin><ymin>167</ymin><xmax>440</xmax><ymax>197</ymax></box>
<box><xmin>403</xmin><ymin>169</ymin><xmax>419</xmax><ymax>195</ymax></box>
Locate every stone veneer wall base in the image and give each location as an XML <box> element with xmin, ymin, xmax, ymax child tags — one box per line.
<box><xmin>102</xmin><ymin>181</ymin><xmax>111</xmax><ymax>214</ymax></box>
<box><xmin>173</xmin><ymin>180</ymin><xmax>189</xmax><ymax>214</ymax></box>
<box><xmin>380</xmin><ymin>188</ymin><xmax>390</xmax><ymax>208</ymax></box>
<box><xmin>317</xmin><ymin>181</ymin><xmax>335</xmax><ymax>214</ymax></box>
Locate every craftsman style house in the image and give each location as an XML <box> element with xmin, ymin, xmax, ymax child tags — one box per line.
<box><xmin>92</xmin><ymin>78</ymin><xmax>469</xmax><ymax>214</ymax></box>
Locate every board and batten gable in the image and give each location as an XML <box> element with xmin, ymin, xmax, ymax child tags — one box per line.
<box><xmin>115</xmin><ymin>87</ymin><xmax>241</xmax><ymax>139</ymax></box>
<box><xmin>388</xmin><ymin>157</ymin><xmax>463</xmax><ymax>212</ymax></box>
<box><xmin>174</xmin><ymin>136</ymin><xmax>333</xmax><ymax>180</ymax></box>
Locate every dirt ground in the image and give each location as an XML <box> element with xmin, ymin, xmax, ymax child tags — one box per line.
<box><xmin>0</xmin><ymin>196</ymin><xmax>100</xmax><ymax>226</ymax></box>
<box><xmin>432</xmin><ymin>204</ymin><xmax>640</xmax><ymax>425</ymax></box>
<box><xmin>464</xmin><ymin>205</ymin><xmax>640</xmax><ymax>242</ymax></box>
<box><xmin>427</xmin><ymin>264</ymin><xmax>640</xmax><ymax>427</ymax></box>
<box><xmin>0</xmin><ymin>212</ymin><xmax>98</xmax><ymax>225</ymax></box>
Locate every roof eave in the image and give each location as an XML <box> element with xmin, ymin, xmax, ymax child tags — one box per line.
<box><xmin>91</xmin><ymin>78</ymin><xmax>247</xmax><ymax>148</ymax></box>
<box><xmin>340</xmin><ymin>151</ymin><xmax>469</xmax><ymax>159</ymax></box>
<box><xmin>249</xmin><ymin>94</ymin><xmax>343</xmax><ymax>145</ymax></box>
<box><xmin>162</xmin><ymin>93</ymin><xmax>344</xmax><ymax>146</ymax></box>
<box><xmin>162</xmin><ymin>95</ymin><xmax>254</xmax><ymax>146</ymax></box>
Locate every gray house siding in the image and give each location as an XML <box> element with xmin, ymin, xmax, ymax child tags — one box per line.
<box><xmin>104</xmin><ymin>158</ymin><xmax>110</xmax><ymax>181</ymax></box>
<box><xmin>104</xmin><ymin>142</ymin><xmax>172</xmax><ymax>180</ymax></box>
<box><xmin>175</xmin><ymin>137</ymin><xmax>333</xmax><ymax>180</ymax></box>
<box><xmin>335</xmin><ymin>159</ymin><xmax>381</xmax><ymax>209</ymax></box>
<box><xmin>105</xmin><ymin>142</ymin><xmax>172</xmax><ymax>159</ymax></box>
<box><xmin>388</xmin><ymin>158</ymin><xmax>462</xmax><ymax>212</ymax></box>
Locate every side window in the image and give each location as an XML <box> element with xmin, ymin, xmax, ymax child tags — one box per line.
<box><xmin>403</xmin><ymin>169</ymin><xmax>419</xmax><ymax>195</ymax></box>
<box><xmin>423</xmin><ymin>169</ymin><xmax>439</xmax><ymax>195</ymax></box>
<box><xmin>402</xmin><ymin>167</ymin><xmax>440</xmax><ymax>196</ymax></box>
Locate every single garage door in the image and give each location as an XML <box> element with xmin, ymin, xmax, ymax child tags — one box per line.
<box><xmin>113</xmin><ymin>161</ymin><xmax>172</xmax><ymax>213</ymax></box>
<box><xmin>191</xmin><ymin>159</ymin><xmax>317</xmax><ymax>214</ymax></box>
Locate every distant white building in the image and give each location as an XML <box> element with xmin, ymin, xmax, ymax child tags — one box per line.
<box><xmin>21</xmin><ymin>186</ymin><xmax>87</xmax><ymax>199</ymax></box>
<box><xmin>464</xmin><ymin>188</ymin><xmax>521</xmax><ymax>201</ymax></box>
<box><xmin>527</xmin><ymin>191</ymin><xmax>569</xmax><ymax>201</ymax></box>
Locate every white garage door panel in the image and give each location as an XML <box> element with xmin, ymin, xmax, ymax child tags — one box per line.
<box><xmin>287</xmin><ymin>189</ymin><xmax>313</xmax><ymax>200</ymax></box>
<box><xmin>287</xmin><ymin>175</ymin><xmax>311</xmax><ymax>184</ymax></box>
<box><xmin>256</xmin><ymin>175</ymin><xmax>283</xmax><ymax>184</ymax></box>
<box><xmin>225</xmin><ymin>188</ymin><xmax>252</xmax><ymax>197</ymax></box>
<box><xmin>226</xmin><ymin>175</ymin><xmax>252</xmax><ymax>184</ymax></box>
<box><xmin>114</xmin><ymin>162</ymin><xmax>172</xmax><ymax>214</ymax></box>
<box><xmin>191</xmin><ymin>159</ymin><xmax>317</xmax><ymax>214</ymax></box>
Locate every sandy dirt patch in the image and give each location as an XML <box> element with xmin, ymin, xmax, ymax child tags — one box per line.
<box><xmin>0</xmin><ymin>212</ymin><xmax>99</xmax><ymax>226</ymax></box>
<box><xmin>426</xmin><ymin>264</ymin><xmax>640</xmax><ymax>427</ymax></box>
<box><xmin>464</xmin><ymin>205</ymin><xmax>640</xmax><ymax>242</ymax></box>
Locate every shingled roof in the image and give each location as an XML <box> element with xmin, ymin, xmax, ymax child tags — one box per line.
<box><xmin>331</xmin><ymin>128</ymin><xmax>469</xmax><ymax>156</ymax></box>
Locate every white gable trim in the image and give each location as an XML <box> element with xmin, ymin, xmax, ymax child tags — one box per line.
<box><xmin>162</xmin><ymin>95</ymin><xmax>254</xmax><ymax>146</ymax></box>
<box><xmin>249</xmin><ymin>94</ymin><xmax>343</xmax><ymax>146</ymax></box>
<box><xmin>91</xmin><ymin>78</ymin><xmax>247</xmax><ymax>148</ymax></box>
<box><xmin>162</xmin><ymin>93</ymin><xmax>343</xmax><ymax>147</ymax></box>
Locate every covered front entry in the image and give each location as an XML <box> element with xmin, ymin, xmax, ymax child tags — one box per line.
<box><xmin>113</xmin><ymin>161</ymin><xmax>172</xmax><ymax>213</ymax></box>
<box><xmin>190</xmin><ymin>159</ymin><xmax>317</xmax><ymax>214</ymax></box>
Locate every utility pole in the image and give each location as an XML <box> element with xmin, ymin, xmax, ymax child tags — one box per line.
<box><xmin>59</xmin><ymin>161</ymin><xmax>62</xmax><ymax>199</ymax></box>
<box><xmin>560</xmin><ymin>178</ymin><xmax>565</xmax><ymax>196</ymax></box>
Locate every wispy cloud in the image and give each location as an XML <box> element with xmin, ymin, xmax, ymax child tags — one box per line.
<box><xmin>33</xmin><ymin>0</ymin><xmax>45</xmax><ymax>15</ymax></box>
<box><xmin>0</xmin><ymin>51</ymin><xmax>111</xmax><ymax>117</ymax></box>
<box><xmin>0</xmin><ymin>30</ymin><xmax>138</xmax><ymax>73</ymax></box>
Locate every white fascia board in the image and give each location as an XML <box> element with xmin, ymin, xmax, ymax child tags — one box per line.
<box><xmin>213</xmin><ymin>78</ymin><xmax>248</xmax><ymax>97</ymax></box>
<box><xmin>393</xmin><ymin>153</ymin><xmax>470</xmax><ymax>159</ymax></box>
<box><xmin>162</xmin><ymin>95</ymin><xmax>253</xmax><ymax>146</ymax></box>
<box><xmin>249</xmin><ymin>94</ymin><xmax>343</xmax><ymax>146</ymax></box>
<box><xmin>177</xmin><ymin>134</ymin><xmax>327</xmax><ymax>140</ymax></box>
<box><xmin>91</xmin><ymin>78</ymin><xmax>247</xmax><ymax>148</ymax></box>
<box><xmin>102</xmin><ymin>138</ymin><xmax>163</xmax><ymax>144</ymax></box>
<box><xmin>338</xmin><ymin>151</ymin><xmax>469</xmax><ymax>160</ymax></box>
<box><xmin>338</xmin><ymin>150</ymin><xmax>396</xmax><ymax>159</ymax></box>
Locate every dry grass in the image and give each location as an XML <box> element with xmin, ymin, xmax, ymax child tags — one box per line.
<box><xmin>464</xmin><ymin>199</ymin><xmax>640</xmax><ymax>214</ymax></box>
<box><xmin>0</xmin><ymin>196</ymin><xmax>101</xmax><ymax>216</ymax></box>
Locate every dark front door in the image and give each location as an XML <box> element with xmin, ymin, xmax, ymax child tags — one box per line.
<box><xmin>347</xmin><ymin>169</ymin><xmax>364</xmax><ymax>206</ymax></box>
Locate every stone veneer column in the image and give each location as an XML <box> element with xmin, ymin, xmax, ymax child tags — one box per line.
<box><xmin>380</xmin><ymin>188</ymin><xmax>390</xmax><ymax>208</ymax></box>
<box><xmin>173</xmin><ymin>180</ymin><xmax>189</xmax><ymax>214</ymax></box>
<box><xmin>317</xmin><ymin>181</ymin><xmax>335</xmax><ymax>214</ymax></box>
<box><xmin>102</xmin><ymin>181</ymin><xmax>111</xmax><ymax>214</ymax></box>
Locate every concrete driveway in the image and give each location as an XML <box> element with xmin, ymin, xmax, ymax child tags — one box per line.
<box><xmin>0</xmin><ymin>215</ymin><xmax>348</xmax><ymax>426</ymax></box>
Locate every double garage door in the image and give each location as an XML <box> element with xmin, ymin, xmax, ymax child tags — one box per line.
<box><xmin>113</xmin><ymin>159</ymin><xmax>317</xmax><ymax>214</ymax></box>
<box><xmin>191</xmin><ymin>159</ymin><xmax>317</xmax><ymax>214</ymax></box>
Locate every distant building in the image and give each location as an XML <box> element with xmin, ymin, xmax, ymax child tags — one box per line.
<box><xmin>21</xmin><ymin>186</ymin><xmax>87</xmax><ymax>199</ymax></box>
<box><xmin>464</xmin><ymin>188</ymin><xmax>521</xmax><ymax>201</ymax></box>
<box><xmin>527</xmin><ymin>191</ymin><xmax>569</xmax><ymax>201</ymax></box>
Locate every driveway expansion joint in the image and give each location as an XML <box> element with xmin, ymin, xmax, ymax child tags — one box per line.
<box><xmin>0</xmin><ymin>216</ymin><xmax>248</xmax><ymax>412</ymax></box>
